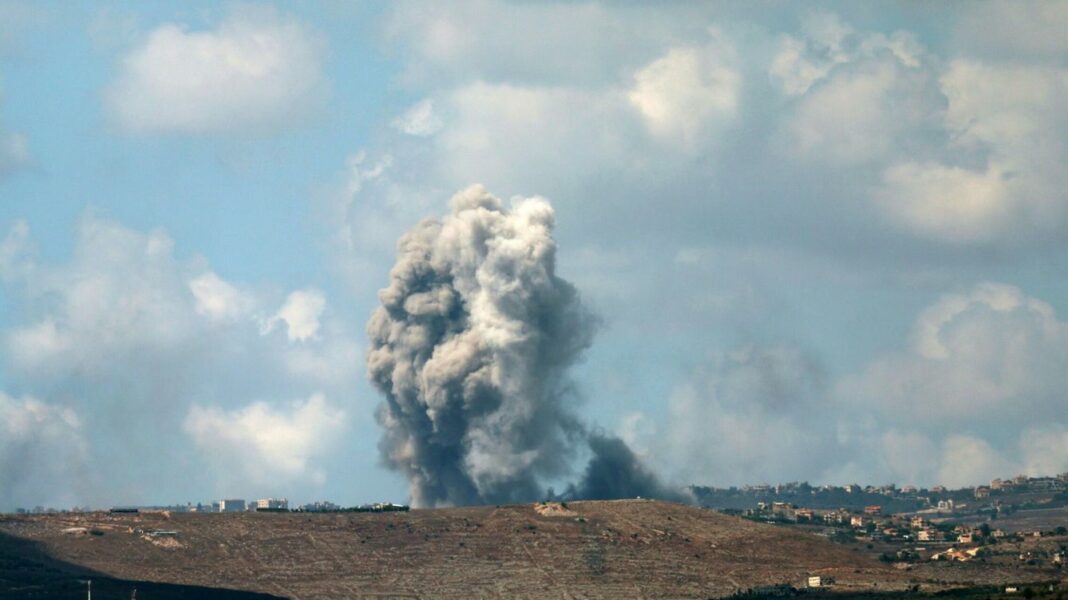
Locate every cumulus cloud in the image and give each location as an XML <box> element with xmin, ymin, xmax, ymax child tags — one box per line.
<box><xmin>772</xmin><ymin>14</ymin><xmax>938</xmax><ymax>167</ymax></box>
<box><xmin>835</xmin><ymin>283</ymin><xmax>1068</xmax><ymax>484</ymax></box>
<box><xmin>628</xmin><ymin>38</ymin><xmax>739</xmax><ymax>147</ymax></box>
<box><xmin>0</xmin><ymin>217</ymin><xmax>357</xmax><ymax>508</ymax></box>
<box><xmin>624</xmin><ymin>281</ymin><xmax>1068</xmax><ymax>488</ymax></box>
<box><xmin>184</xmin><ymin>394</ymin><xmax>345</xmax><ymax>489</ymax></box>
<box><xmin>265</xmin><ymin>289</ymin><xmax>326</xmax><ymax>342</ymax></box>
<box><xmin>842</xmin><ymin>283</ymin><xmax>1068</xmax><ymax>426</ymax></box>
<box><xmin>189</xmin><ymin>271</ymin><xmax>255</xmax><ymax>321</ymax></box>
<box><xmin>876</xmin><ymin>61</ymin><xmax>1068</xmax><ymax>243</ymax></box>
<box><xmin>104</xmin><ymin>6</ymin><xmax>326</xmax><ymax>135</ymax></box>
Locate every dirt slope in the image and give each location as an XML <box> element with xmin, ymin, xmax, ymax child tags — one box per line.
<box><xmin>0</xmin><ymin>500</ymin><xmax>915</xmax><ymax>599</ymax></box>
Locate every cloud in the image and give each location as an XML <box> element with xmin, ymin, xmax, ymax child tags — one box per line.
<box><xmin>392</xmin><ymin>98</ymin><xmax>443</xmax><ymax>137</ymax></box>
<box><xmin>842</xmin><ymin>283</ymin><xmax>1068</xmax><ymax>426</ymax></box>
<box><xmin>769</xmin><ymin>12</ymin><xmax>856</xmax><ymax>96</ymax></box>
<box><xmin>104</xmin><ymin>6</ymin><xmax>326</xmax><ymax>135</ymax></box>
<box><xmin>184</xmin><ymin>394</ymin><xmax>345</xmax><ymax>489</ymax></box>
<box><xmin>624</xmin><ymin>282</ymin><xmax>1068</xmax><ymax>488</ymax></box>
<box><xmin>834</xmin><ymin>282</ymin><xmax>1068</xmax><ymax>484</ymax></box>
<box><xmin>876</xmin><ymin>162</ymin><xmax>1009</xmax><ymax>243</ymax></box>
<box><xmin>0</xmin><ymin>216</ymin><xmax>358</xmax><ymax>508</ymax></box>
<box><xmin>875</xmin><ymin>60</ymin><xmax>1068</xmax><ymax>243</ymax></box>
<box><xmin>630</xmin><ymin>345</ymin><xmax>831</xmax><ymax>487</ymax></box>
<box><xmin>628</xmin><ymin>38</ymin><xmax>739</xmax><ymax>148</ymax></box>
<box><xmin>189</xmin><ymin>271</ymin><xmax>255</xmax><ymax>321</ymax></box>
<box><xmin>772</xmin><ymin>14</ymin><xmax>939</xmax><ymax>167</ymax></box>
<box><xmin>264</xmin><ymin>289</ymin><xmax>326</xmax><ymax>342</ymax></box>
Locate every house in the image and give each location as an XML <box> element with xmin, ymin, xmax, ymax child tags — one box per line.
<box><xmin>256</xmin><ymin>498</ymin><xmax>289</xmax><ymax>510</ymax></box>
<box><xmin>807</xmin><ymin>575</ymin><xmax>834</xmax><ymax>588</ymax></box>
<box><xmin>850</xmin><ymin>516</ymin><xmax>866</xmax><ymax>528</ymax></box>
<box><xmin>864</xmin><ymin>505</ymin><xmax>882</xmax><ymax>516</ymax></box>
<box><xmin>910</xmin><ymin>516</ymin><xmax>927</xmax><ymax>529</ymax></box>
<box><xmin>932</xmin><ymin>548</ymin><xmax>980</xmax><ymax>562</ymax></box>
<box><xmin>936</xmin><ymin>499</ymin><xmax>954</xmax><ymax>511</ymax></box>
<box><xmin>974</xmin><ymin>486</ymin><xmax>990</xmax><ymax>499</ymax></box>
<box><xmin>957</xmin><ymin>532</ymin><xmax>974</xmax><ymax>544</ymax></box>
<box><xmin>794</xmin><ymin>508</ymin><xmax>814</xmax><ymax>521</ymax></box>
<box><xmin>917</xmin><ymin>528</ymin><xmax>937</xmax><ymax>542</ymax></box>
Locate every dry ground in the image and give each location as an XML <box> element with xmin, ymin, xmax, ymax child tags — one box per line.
<box><xmin>0</xmin><ymin>500</ymin><xmax>962</xmax><ymax>599</ymax></box>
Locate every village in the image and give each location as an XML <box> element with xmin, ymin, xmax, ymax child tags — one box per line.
<box><xmin>697</xmin><ymin>473</ymin><xmax>1068</xmax><ymax>574</ymax></box>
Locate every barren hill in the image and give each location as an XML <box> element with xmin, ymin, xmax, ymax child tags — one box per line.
<box><xmin>0</xmin><ymin>500</ymin><xmax>918</xmax><ymax>599</ymax></box>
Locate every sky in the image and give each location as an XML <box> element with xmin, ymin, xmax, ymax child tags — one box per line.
<box><xmin>1</xmin><ymin>1</ymin><xmax>1067</xmax><ymax>511</ymax></box>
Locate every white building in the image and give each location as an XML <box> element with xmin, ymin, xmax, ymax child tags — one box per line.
<box><xmin>256</xmin><ymin>498</ymin><xmax>289</xmax><ymax>510</ymax></box>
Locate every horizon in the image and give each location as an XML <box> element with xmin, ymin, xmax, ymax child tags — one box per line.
<box><xmin>3</xmin><ymin>1</ymin><xmax>1068</xmax><ymax>511</ymax></box>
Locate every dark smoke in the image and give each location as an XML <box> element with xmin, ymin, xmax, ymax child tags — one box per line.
<box><xmin>367</xmin><ymin>185</ymin><xmax>677</xmax><ymax>507</ymax></box>
<box><xmin>565</xmin><ymin>433</ymin><xmax>686</xmax><ymax>502</ymax></box>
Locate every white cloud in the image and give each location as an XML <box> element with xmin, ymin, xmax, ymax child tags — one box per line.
<box><xmin>784</xmin><ymin>59</ymin><xmax>934</xmax><ymax>165</ymax></box>
<box><xmin>828</xmin><ymin>283</ymin><xmax>1068</xmax><ymax>485</ymax></box>
<box><xmin>189</xmin><ymin>271</ymin><xmax>254</xmax><ymax>321</ymax></box>
<box><xmin>104</xmin><ymin>6</ymin><xmax>326</xmax><ymax>135</ymax></box>
<box><xmin>875</xmin><ymin>61</ymin><xmax>1068</xmax><ymax>243</ymax></box>
<box><xmin>628</xmin><ymin>40</ymin><xmax>739</xmax><ymax>147</ymax></box>
<box><xmin>626</xmin><ymin>282</ymin><xmax>1068</xmax><ymax>488</ymax></box>
<box><xmin>876</xmin><ymin>162</ymin><xmax>1010</xmax><ymax>243</ymax></box>
<box><xmin>773</xmin><ymin>15</ymin><xmax>936</xmax><ymax>167</ymax></box>
<box><xmin>265</xmin><ymin>289</ymin><xmax>326</xmax><ymax>342</ymax></box>
<box><xmin>428</xmin><ymin>81</ymin><xmax>637</xmax><ymax>194</ymax></box>
<box><xmin>842</xmin><ymin>283</ymin><xmax>1068</xmax><ymax>425</ymax></box>
<box><xmin>184</xmin><ymin>394</ymin><xmax>345</xmax><ymax>488</ymax></box>
<box><xmin>769</xmin><ymin>12</ymin><xmax>855</xmax><ymax>96</ymax></box>
<box><xmin>0</xmin><ymin>217</ymin><xmax>358</xmax><ymax>507</ymax></box>
<box><xmin>392</xmin><ymin>98</ymin><xmax>443</xmax><ymax>136</ymax></box>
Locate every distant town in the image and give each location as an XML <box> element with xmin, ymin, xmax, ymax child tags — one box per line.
<box><xmin>694</xmin><ymin>471</ymin><xmax>1068</xmax><ymax>570</ymax></box>
<box><xmin>11</xmin><ymin>498</ymin><xmax>410</xmax><ymax>515</ymax></box>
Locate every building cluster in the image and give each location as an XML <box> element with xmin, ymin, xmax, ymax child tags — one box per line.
<box><xmin>182</xmin><ymin>498</ymin><xmax>290</xmax><ymax>513</ymax></box>
<box><xmin>737</xmin><ymin>477</ymin><xmax>1068</xmax><ymax>568</ymax></box>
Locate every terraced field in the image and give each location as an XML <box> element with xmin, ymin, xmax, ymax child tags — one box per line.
<box><xmin>1</xmin><ymin>500</ymin><xmax>929</xmax><ymax>599</ymax></box>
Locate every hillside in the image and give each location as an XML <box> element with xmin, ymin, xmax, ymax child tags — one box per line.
<box><xmin>0</xmin><ymin>500</ymin><xmax>924</xmax><ymax>599</ymax></box>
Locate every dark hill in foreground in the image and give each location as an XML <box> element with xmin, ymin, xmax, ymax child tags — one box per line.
<box><xmin>1</xmin><ymin>500</ymin><xmax>928</xmax><ymax>598</ymax></box>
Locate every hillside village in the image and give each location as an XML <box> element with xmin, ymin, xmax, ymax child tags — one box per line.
<box><xmin>694</xmin><ymin>473</ymin><xmax>1068</xmax><ymax>573</ymax></box>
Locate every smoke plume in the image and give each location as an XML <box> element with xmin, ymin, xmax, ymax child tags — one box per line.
<box><xmin>367</xmin><ymin>185</ymin><xmax>676</xmax><ymax>507</ymax></box>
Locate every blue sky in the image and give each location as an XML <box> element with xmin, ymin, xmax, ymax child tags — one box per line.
<box><xmin>1</xmin><ymin>1</ymin><xmax>1067</xmax><ymax>510</ymax></box>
